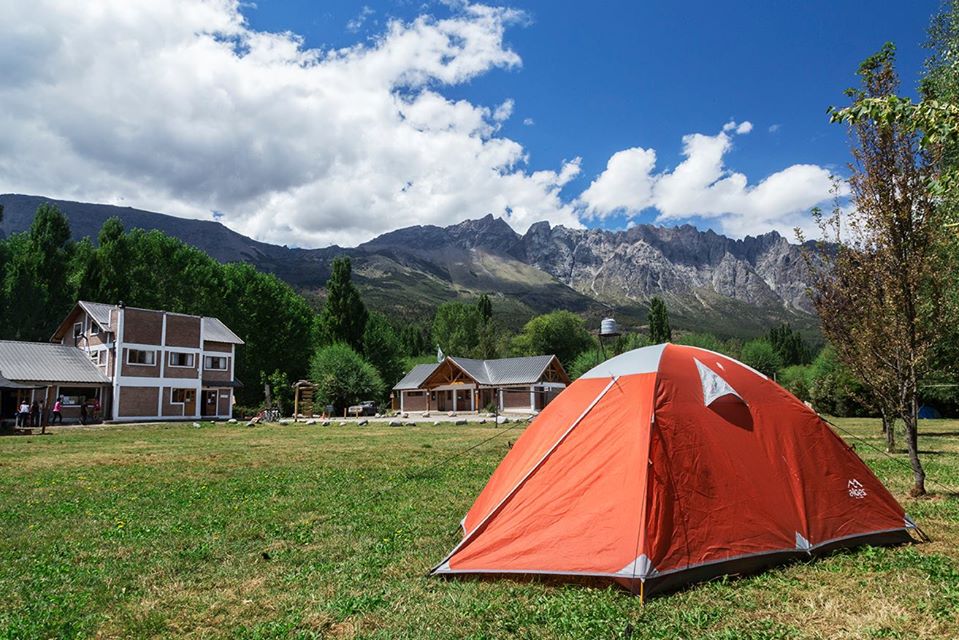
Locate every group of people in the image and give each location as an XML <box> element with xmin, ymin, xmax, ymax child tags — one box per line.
<box><xmin>14</xmin><ymin>396</ymin><xmax>100</xmax><ymax>428</ymax></box>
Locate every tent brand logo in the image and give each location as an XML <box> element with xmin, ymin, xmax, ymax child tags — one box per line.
<box><xmin>848</xmin><ymin>479</ymin><xmax>867</xmax><ymax>499</ymax></box>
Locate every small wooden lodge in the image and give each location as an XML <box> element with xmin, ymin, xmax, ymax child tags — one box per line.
<box><xmin>391</xmin><ymin>355</ymin><xmax>570</xmax><ymax>414</ymax></box>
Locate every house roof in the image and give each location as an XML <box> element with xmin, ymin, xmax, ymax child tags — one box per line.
<box><xmin>0</xmin><ymin>371</ymin><xmax>39</xmax><ymax>389</ymax></box>
<box><xmin>393</xmin><ymin>355</ymin><xmax>566</xmax><ymax>390</ymax></box>
<box><xmin>51</xmin><ymin>301</ymin><xmax>244</xmax><ymax>345</ymax></box>
<box><xmin>393</xmin><ymin>363</ymin><xmax>440</xmax><ymax>390</ymax></box>
<box><xmin>201</xmin><ymin>317</ymin><xmax>244</xmax><ymax>345</ymax></box>
<box><xmin>450</xmin><ymin>355</ymin><xmax>559</xmax><ymax>386</ymax></box>
<box><xmin>0</xmin><ymin>341</ymin><xmax>111</xmax><ymax>384</ymax></box>
<box><xmin>79</xmin><ymin>301</ymin><xmax>115</xmax><ymax>330</ymax></box>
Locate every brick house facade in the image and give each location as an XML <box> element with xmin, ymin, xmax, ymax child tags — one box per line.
<box><xmin>49</xmin><ymin>301</ymin><xmax>243</xmax><ymax>421</ymax></box>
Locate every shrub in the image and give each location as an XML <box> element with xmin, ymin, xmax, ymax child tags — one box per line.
<box><xmin>739</xmin><ymin>339</ymin><xmax>783</xmax><ymax>377</ymax></box>
<box><xmin>309</xmin><ymin>342</ymin><xmax>385</xmax><ymax>413</ymax></box>
<box><xmin>778</xmin><ymin>365</ymin><xmax>812</xmax><ymax>402</ymax></box>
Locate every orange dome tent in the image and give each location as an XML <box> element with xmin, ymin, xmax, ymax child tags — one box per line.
<box><xmin>430</xmin><ymin>344</ymin><xmax>916</xmax><ymax>598</ymax></box>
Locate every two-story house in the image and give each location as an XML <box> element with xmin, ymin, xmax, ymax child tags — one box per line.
<box><xmin>48</xmin><ymin>301</ymin><xmax>244</xmax><ymax>421</ymax></box>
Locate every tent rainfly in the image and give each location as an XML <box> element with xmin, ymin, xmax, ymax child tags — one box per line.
<box><xmin>430</xmin><ymin>343</ymin><xmax>916</xmax><ymax>598</ymax></box>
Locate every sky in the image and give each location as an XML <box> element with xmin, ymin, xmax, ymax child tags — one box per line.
<box><xmin>0</xmin><ymin>1</ymin><xmax>941</xmax><ymax>247</ymax></box>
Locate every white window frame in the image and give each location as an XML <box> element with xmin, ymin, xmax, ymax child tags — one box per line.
<box><xmin>169</xmin><ymin>352</ymin><xmax>195</xmax><ymax>368</ymax></box>
<box><xmin>126</xmin><ymin>349</ymin><xmax>156</xmax><ymax>366</ymax></box>
<box><xmin>73</xmin><ymin>322</ymin><xmax>83</xmax><ymax>337</ymax></box>
<box><xmin>204</xmin><ymin>355</ymin><xmax>228</xmax><ymax>371</ymax></box>
<box><xmin>90</xmin><ymin>322</ymin><xmax>100</xmax><ymax>335</ymax></box>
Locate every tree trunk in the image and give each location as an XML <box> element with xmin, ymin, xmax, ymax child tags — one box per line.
<box><xmin>881</xmin><ymin>409</ymin><xmax>895</xmax><ymax>453</ymax></box>
<box><xmin>902</xmin><ymin>409</ymin><xmax>926</xmax><ymax>496</ymax></box>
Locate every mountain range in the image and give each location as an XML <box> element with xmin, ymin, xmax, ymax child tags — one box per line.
<box><xmin>0</xmin><ymin>194</ymin><xmax>819</xmax><ymax>338</ymax></box>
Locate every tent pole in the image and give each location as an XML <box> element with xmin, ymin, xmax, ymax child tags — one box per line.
<box><xmin>639</xmin><ymin>579</ymin><xmax>645</xmax><ymax>604</ymax></box>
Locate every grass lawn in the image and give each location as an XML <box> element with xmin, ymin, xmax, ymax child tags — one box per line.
<box><xmin>1</xmin><ymin>418</ymin><xmax>958</xmax><ymax>639</ymax></box>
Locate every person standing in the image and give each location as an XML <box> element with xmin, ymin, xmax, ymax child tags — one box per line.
<box><xmin>51</xmin><ymin>397</ymin><xmax>63</xmax><ymax>425</ymax></box>
<box><xmin>30</xmin><ymin>401</ymin><xmax>40</xmax><ymax>429</ymax></box>
<box><xmin>17</xmin><ymin>399</ymin><xmax>30</xmax><ymax>428</ymax></box>
<box><xmin>79</xmin><ymin>402</ymin><xmax>88</xmax><ymax>426</ymax></box>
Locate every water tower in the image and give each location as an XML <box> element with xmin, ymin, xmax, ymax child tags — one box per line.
<box><xmin>596</xmin><ymin>317</ymin><xmax>621</xmax><ymax>363</ymax></box>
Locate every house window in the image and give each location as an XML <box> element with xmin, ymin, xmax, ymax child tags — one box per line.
<box><xmin>59</xmin><ymin>387</ymin><xmax>96</xmax><ymax>406</ymax></box>
<box><xmin>171</xmin><ymin>388</ymin><xmax>195</xmax><ymax>404</ymax></box>
<box><xmin>169</xmin><ymin>352</ymin><xmax>195</xmax><ymax>368</ymax></box>
<box><xmin>204</xmin><ymin>355</ymin><xmax>228</xmax><ymax>371</ymax></box>
<box><xmin>73</xmin><ymin>322</ymin><xmax>83</xmax><ymax>337</ymax></box>
<box><xmin>91</xmin><ymin>350</ymin><xmax>104</xmax><ymax>366</ymax></box>
<box><xmin>90</xmin><ymin>323</ymin><xmax>100</xmax><ymax>335</ymax></box>
<box><xmin>127</xmin><ymin>349</ymin><xmax>156</xmax><ymax>365</ymax></box>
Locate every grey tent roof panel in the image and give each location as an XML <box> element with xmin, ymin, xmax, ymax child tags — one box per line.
<box><xmin>0</xmin><ymin>341</ymin><xmax>111</xmax><ymax>384</ymax></box>
<box><xmin>393</xmin><ymin>363</ymin><xmax>440</xmax><ymax>390</ymax></box>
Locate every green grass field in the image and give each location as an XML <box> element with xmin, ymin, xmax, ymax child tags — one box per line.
<box><xmin>1</xmin><ymin>418</ymin><xmax>957</xmax><ymax>639</ymax></box>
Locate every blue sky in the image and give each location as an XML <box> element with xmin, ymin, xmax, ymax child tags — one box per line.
<box><xmin>0</xmin><ymin>1</ymin><xmax>943</xmax><ymax>246</ymax></box>
<box><xmin>243</xmin><ymin>0</ymin><xmax>939</xmax><ymax>233</ymax></box>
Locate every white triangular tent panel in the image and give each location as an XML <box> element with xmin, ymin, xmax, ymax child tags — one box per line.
<box><xmin>616</xmin><ymin>554</ymin><xmax>657</xmax><ymax>579</ymax></box>
<box><xmin>694</xmin><ymin>358</ymin><xmax>742</xmax><ymax>406</ymax></box>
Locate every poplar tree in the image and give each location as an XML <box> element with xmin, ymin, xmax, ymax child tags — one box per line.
<box><xmin>319</xmin><ymin>257</ymin><xmax>368</xmax><ymax>351</ymax></box>
<box><xmin>648</xmin><ymin>297</ymin><xmax>672</xmax><ymax>343</ymax></box>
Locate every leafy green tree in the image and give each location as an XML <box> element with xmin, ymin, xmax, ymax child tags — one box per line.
<box><xmin>399</xmin><ymin>321</ymin><xmax>431</xmax><ymax>357</ymax></box>
<box><xmin>766</xmin><ymin>323</ymin><xmax>811</xmax><ymax>366</ymax></box>
<box><xmin>76</xmin><ymin>217</ymin><xmax>136</xmax><ymax>304</ymax></box>
<box><xmin>1</xmin><ymin>203</ymin><xmax>75</xmax><ymax>340</ymax></box>
<box><xmin>810</xmin><ymin>44</ymin><xmax>956</xmax><ymax>494</ymax></box>
<box><xmin>778</xmin><ymin>365</ymin><xmax>812</xmax><ymax>402</ymax></box>
<box><xmin>363</xmin><ymin>311</ymin><xmax>406</xmax><ymax>387</ymax></box>
<box><xmin>318</xmin><ymin>257</ymin><xmax>367</xmax><ymax>351</ymax></box>
<box><xmin>476</xmin><ymin>293</ymin><xmax>493</xmax><ymax>323</ymax></box>
<box><xmin>612</xmin><ymin>332</ymin><xmax>652</xmax><ymax>354</ymax></box>
<box><xmin>219</xmin><ymin>262</ymin><xmax>316</xmax><ymax>406</ymax></box>
<box><xmin>432</xmin><ymin>301</ymin><xmax>483</xmax><ymax>357</ymax></box>
<box><xmin>310</xmin><ymin>342</ymin><xmax>385</xmax><ymax>412</ymax></box>
<box><xmin>739</xmin><ymin>339</ymin><xmax>783</xmax><ymax>378</ymax></box>
<box><xmin>807</xmin><ymin>347</ymin><xmax>866</xmax><ymax>418</ymax></box>
<box><xmin>511</xmin><ymin>310</ymin><xmax>593</xmax><ymax>370</ymax></box>
<box><xmin>675</xmin><ymin>332</ymin><xmax>727</xmax><ymax>354</ymax></box>
<box><xmin>569</xmin><ymin>348</ymin><xmax>603</xmax><ymax>379</ymax></box>
<box><xmin>648</xmin><ymin>297</ymin><xmax>672</xmax><ymax>343</ymax></box>
<box><xmin>263</xmin><ymin>369</ymin><xmax>293</xmax><ymax>415</ymax></box>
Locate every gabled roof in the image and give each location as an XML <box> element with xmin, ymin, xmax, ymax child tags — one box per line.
<box><xmin>0</xmin><ymin>340</ymin><xmax>111</xmax><ymax>384</ymax></box>
<box><xmin>50</xmin><ymin>301</ymin><xmax>244</xmax><ymax>345</ymax></box>
<box><xmin>0</xmin><ymin>371</ymin><xmax>38</xmax><ymax>389</ymax></box>
<box><xmin>201</xmin><ymin>317</ymin><xmax>244</xmax><ymax>345</ymax></box>
<box><xmin>394</xmin><ymin>355</ymin><xmax>567</xmax><ymax>390</ymax></box>
<box><xmin>449</xmin><ymin>355</ymin><xmax>560</xmax><ymax>386</ymax></box>
<box><xmin>79</xmin><ymin>301</ymin><xmax>115</xmax><ymax>330</ymax></box>
<box><xmin>393</xmin><ymin>363</ymin><xmax>440</xmax><ymax>390</ymax></box>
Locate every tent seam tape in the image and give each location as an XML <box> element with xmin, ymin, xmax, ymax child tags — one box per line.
<box><xmin>631</xmin><ymin>351</ymin><xmax>661</xmax><ymax>583</ymax></box>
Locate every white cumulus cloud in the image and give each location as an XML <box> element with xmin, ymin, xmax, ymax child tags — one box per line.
<box><xmin>0</xmin><ymin>0</ymin><xmax>582</xmax><ymax>246</ymax></box>
<box><xmin>578</xmin><ymin>122</ymin><xmax>838</xmax><ymax>238</ymax></box>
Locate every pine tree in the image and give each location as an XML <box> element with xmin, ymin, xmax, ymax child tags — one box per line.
<box><xmin>648</xmin><ymin>297</ymin><xmax>672</xmax><ymax>343</ymax></box>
